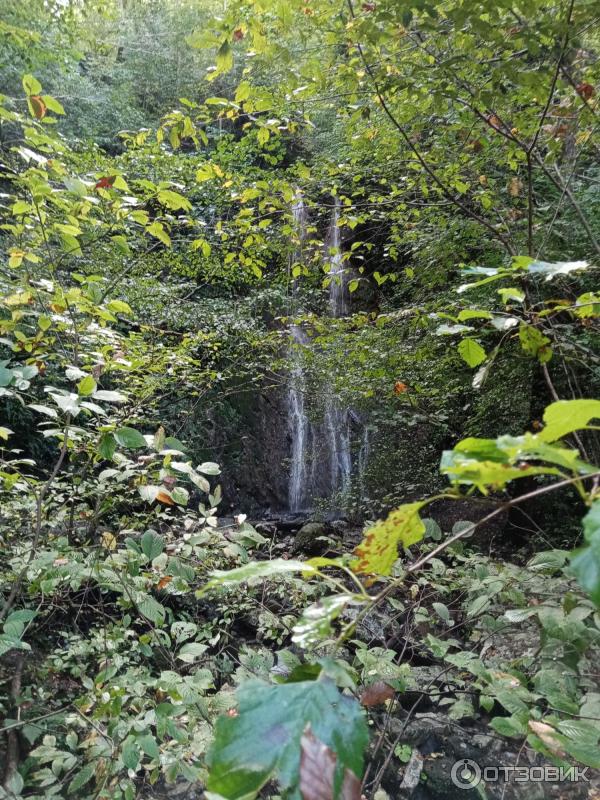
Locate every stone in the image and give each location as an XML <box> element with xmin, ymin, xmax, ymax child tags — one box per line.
<box><xmin>292</xmin><ymin>521</ymin><xmax>329</xmax><ymax>554</ymax></box>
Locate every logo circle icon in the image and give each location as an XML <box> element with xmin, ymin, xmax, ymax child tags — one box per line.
<box><xmin>451</xmin><ymin>758</ymin><xmax>482</xmax><ymax>790</ymax></box>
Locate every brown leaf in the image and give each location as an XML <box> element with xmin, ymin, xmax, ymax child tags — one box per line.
<box><xmin>359</xmin><ymin>681</ymin><xmax>395</xmax><ymax>707</ymax></box>
<box><xmin>527</xmin><ymin>720</ymin><xmax>566</xmax><ymax>756</ymax></box>
<box><xmin>508</xmin><ymin>177</ymin><xmax>522</xmax><ymax>197</ymax></box>
<box><xmin>156</xmin><ymin>490</ymin><xmax>174</xmax><ymax>505</ymax></box>
<box><xmin>30</xmin><ymin>95</ymin><xmax>47</xmax><ymax>119</ymax></box>
<box><xmin>300</xmin><ymin>729</ymin><xmax>361</xmax><ymax>800</ymax></box>
<box><xmin>576</xmin><ymin>82</ymin><xmax>594</xmax><ymax>100</ymax></box>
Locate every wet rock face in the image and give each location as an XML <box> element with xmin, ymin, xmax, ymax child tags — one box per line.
<box><xmin>384</xmin><ymin>712</ymin><xmax>598</xmax><ymax>800</ymax></box>
<box><xmin>428</xmin><ymin>498</ymin><xmax>509</xmax><ymax>552</ymax></box>
<box><xmin>218</xmin><ymin>387</ymin><xmax>291</xmax><ymax>513</ymax></box>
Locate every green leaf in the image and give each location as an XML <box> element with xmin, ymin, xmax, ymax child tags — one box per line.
<box><xmin>98</xmin><ymin>433</ymin><xmax>117</xmax><ymax>460</ymax></box>
<box><xmin>107</xmin><ymin>299</ymin><xmax>133</xmax><ymax>315</ymax></box>
<box><xmin>138</xmin><ymin>733</ymin><xmax>160</xmax><ymax>761</ymax></box>
<box><xmin>28</xmin><ymin>404</ymin><xmax>58</xmax><ymax>419</ymax></box>
<box><xmin>432</xmin><ymin>602</ymin><xmax>450</xmax><ymax>622</ymax></box>
<box><xmin>93</xmin><ymin>390</ymin><xmax>127</xmax><ymax>403</ymax></box>
<box><xmin>458</xmin><ymin>338</ymin><xmax>487</xmax><ymax>368</ymax></box>
<box><xmin>171</xmin><ymin>486</ymin><xmax>189</xmax><ymax>505</ymax></box>
<box><xmin>136</xmin><ymin>594</ymin><xmax>166</xmax><ymax>625</ymax></box>
<box><xmin>157</xmin><ymin>189</ymin><xmax>192</xmax><ymax>212</ymax></box>
<box><xmin>519</xmin><ymin>323</ymin><xmax>552</xmax><ymax>363</ymax></box>
<box><xmin>527</xmin><ymin>259</ymin><xmax>589</xmax><ymax>281</ymax></box>
<box><xmin>115</xmin><ymin>427</ymin><xmax>147</xmax><ymax>449</ymax></box>
<box><xmin>121</xmin><ymin>737</ymin><xmax>140</xmax><ymax>770</ymax></box>
<box><xmin>68</xmin><ymin>763</ymin><xmax>94</xmax><ymax>794</ymax></box>
<box><xmin>23</xmin><ymin>74</ymin><xmax>42</xmax><ymax>95</ymax></box>
<box><xmin>164</xmin><ymin>436</ymin><xmax>187</xmax><ymax>452</ymax></box>
<box><xmin>139</xmin><ymin>485</ymin><xmax>159</xmax><ymax>503</ymax></box>
<box><xmin>77</xmin><ymin>375</ymin><xmax>97</xmax><ymax>396</ymax></box>
<box><xmin>214</xmin><ymin>40</ymin><xmax>234</xmax><ymax>77</ymax></box>
<box><xmin>456</xmin><ymin>309</ymin><xmax>493</xmax><ymax>322</ymax></box>
<box><xmin>538</xmin><ymin>399</ymin><xmax>600</xmax><ymax>443</ymax></box>
<box><xmin>141</xmin><ymin>530</ymin><xmax>164</xmax><ymax>560</ymax></box>
<box><xmin>466</xmin><ymin>594</ymin><xmax>490</xmax><ymax>618</ymax></box>
<box><xmin>177</xmin><ymin>642</ymin><xmax>208</xmax><ymax>662</ymax></box>
<box><xmin>526</xmin><ymin>550</ymin><xmax>569</xmax><ymax>573</ymax></box>
<box><xmin>489</xmin><ymin>715</ymin><xmax>526</xmax><ymax>737</ymax></box>
<box><xmin>570</xmin><ymin>502</ymin><xmax>600</xmax><ymax>605</ymax></box>
<box><xmin>292</xmin><ymin>594</ymin><xmax>357</xmax><ymax>647</ymax></box>
<box><xmin>191</xmin><ymin>238</ymin><xmax>212</xmax><ymax>257</ymax></box>
<box><xmin>206</xmin><ymin>679</ymin><xmax>368</xmax><ymax>799</ymax></box>
<box><xmin>171</xmin><ymin>621</ymin><xmax>198</xmax><ymax>644</ymax></box>
<box><xmin>146</xmin><ymin>221</ymin><xmax>171</xmax><ymax>246</ymax></box>
<box><xmin>436</xmin><ymin>323</ymin><xmax>473</xmax><ymax>335</ymax></box>
<box><xmin>197</xmin><ymin>461</ymin><xmax>221</xmax><ymax>475</ymax></box>
<box><xmin>497</xmin><ymin>287</ymin><xmax>525</xmax><ymax>304</ymax></box>
<box><xmin>200</xmin><ymin>560</ymin><xmax>316</xmax><ymax>595</ymax></box>
<box><xmin>352</xmin><ymin>502</ymin><xmax>425</xmax><ymax>577</ymax></box>
<box><xmin>42</xmin><ymin>94</ymin><xmax>65</xmax><ymax>115</ymax></box>
<box><xmin>0</xmin><ymin>365</ymin><xmax>13</xmax><ymax>387</ymax></box>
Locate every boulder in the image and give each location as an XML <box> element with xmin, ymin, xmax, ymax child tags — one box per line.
<box><xmin>293</xmin><ymin>521</ymin><xmax>329</xmax><ymax>554</ymax></box>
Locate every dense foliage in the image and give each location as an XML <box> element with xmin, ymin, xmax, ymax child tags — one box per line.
<box><xmin>1</xmin><ymin>1</ymin><xmax>599</xmax><ymax>799</ymax></box>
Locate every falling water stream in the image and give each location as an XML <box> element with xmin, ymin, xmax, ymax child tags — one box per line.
<box><xmin>286</xmin><ymin>195</ymin><xmax>366</xmax><ymax>512</ymax></box>
<box><xmin>323</xmin><ymin>197</ymin><xmax>352</xmax><ymax>501</ymax></box>
<box><xmin>287</xmin><ymin>196</ymin><xmax>312</xmax><ymax>512</ymax></box>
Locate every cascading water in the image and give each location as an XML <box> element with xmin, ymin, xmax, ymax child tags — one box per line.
<box><xmin>288</xmin><ymin>324</ymin><xmax>311</xmax><ymax>512</ymax></box>
<box><xmin>326</xmin><ymin>196</ymin><xmax>349</xmax><ymax>317</ymax></box>
<box><xmin>287</xmin><ymin>195</ymin><xmax>313</xmax><ymax>512</ymax></box>
<box><xmin>323</xmin><ymin>196</ymin><xmax>352</xmax><ymax>500</ymax></box>
<box><xmin>286</xmin><ymin>194</ymin><xmax>366</xmax><ymax>512</ymax></box>
<box><xmin>358</xmin><ymin>423</ymin><xmax>371</xmax><ymax>495</ymax></box>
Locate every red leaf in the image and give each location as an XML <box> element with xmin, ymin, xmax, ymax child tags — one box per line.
<box><xmin>299</xmin><ymin>729</ymin><xmax>361</xmax><ymax>800</ymax></box>
<box><xmin>359</xmin><ymin>681</ymin><xmax>395</xmax><ymax>707</ymax></box>
<box><xmin>95</xmin><ymin>176</ymin><xmax>116</xmax><ymax>190</ymax></box>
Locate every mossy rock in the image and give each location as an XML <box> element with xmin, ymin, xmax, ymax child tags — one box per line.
<box><xmin>293</xmin><ymin>521</ymin><xmax>329</xmax><ymax>554</ymax></box>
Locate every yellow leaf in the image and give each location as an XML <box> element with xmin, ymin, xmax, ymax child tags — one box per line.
<box><xmin>101</xmin><ymin>532</ymin><xmax>117</xmax><ymax>551</ymax></box>
<box><xmin>352</xmin><ymin>502</ymin><xmax>425</xmax><ymax>577</ymax></box>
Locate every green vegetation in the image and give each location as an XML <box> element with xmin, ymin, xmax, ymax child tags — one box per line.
<box><xmin>0</xmin><ymin>0</ymin><xmax>599</xmax><ymax>798</ymax></box>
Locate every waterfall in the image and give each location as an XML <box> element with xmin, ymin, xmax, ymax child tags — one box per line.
<box><xmin>323</xmin><ymin>196</ymin><xmax>351</xmax><ymax>499</ymax></box>
<box><xmin>358</xmin><ymin>424</ymin><xmax>371</xmax><ymax>495</ymax></box>
<box><xmin>326</xmin><ymin>197</ymin><xmax>349</xmax><ymax>317</ymax></box>
<box><xmin>285</xmin><ymin>193</ymin><xmax>360</xmax><ymax>512</ymax></box>
<box><xmin>288</xmin><ymin>324</ymin><xmax>311</xmax><ymax>512</ymax></box>
<box><xmin>287</xmin><ymin>194</ymin><xmax>312</xmax><ymax>512</ymax></box>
